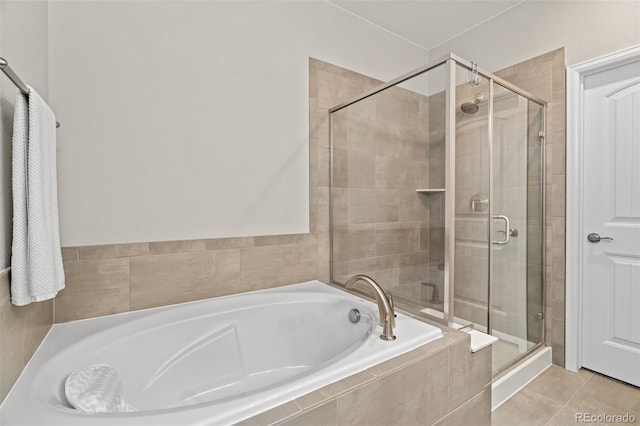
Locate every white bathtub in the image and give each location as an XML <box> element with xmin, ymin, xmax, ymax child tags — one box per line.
<box><xmin>0</xmin><ymin>280</ymin><xmax>443</xmax><ymax>425</ymax></box>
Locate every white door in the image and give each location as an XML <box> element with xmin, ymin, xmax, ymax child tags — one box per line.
<box><xmin>581</xmin><ymin>58</ymin><xmax>640</xmax><ymax>387</ymax></box>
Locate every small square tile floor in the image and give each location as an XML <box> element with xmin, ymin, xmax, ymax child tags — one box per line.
<box><xmin>492</xmin><ymin>366</ymin><xmax>640</xmax><ymax>426</ymax></box>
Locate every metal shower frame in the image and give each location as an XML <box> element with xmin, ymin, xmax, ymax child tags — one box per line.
<box><xmin>328</xmin><ymin>53</ymin><xmax>547</xmax><ymax>356</ymax></box>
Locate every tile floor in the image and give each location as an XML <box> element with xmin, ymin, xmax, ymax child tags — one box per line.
<box><xmin>492</xmin><ymin>366</ymin><xmax>640</xmax><ymax>426</ymax></box>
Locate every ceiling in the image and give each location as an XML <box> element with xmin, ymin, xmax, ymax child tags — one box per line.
<box><xmin>329</xmin><ymin>0</ymin><xmax>524</xmax><ymax>50</ymax></box>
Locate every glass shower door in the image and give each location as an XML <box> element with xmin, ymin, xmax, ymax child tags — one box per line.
<box><xmin>490</xmin><ymin>83</ymin><xmax>545</xmax><ymax>374</ymax></box>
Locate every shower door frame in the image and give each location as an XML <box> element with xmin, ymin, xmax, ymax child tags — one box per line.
<box><xmin>328</xmin><ymin>53</ymin><xmax>547</xmax><ymax>356</ymax></box>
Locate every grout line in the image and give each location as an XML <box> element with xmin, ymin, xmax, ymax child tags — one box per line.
<box><xmin>543</xmin><ymin>404</ymin><xmax>567</xmax><ymax>426</ymax></box>
<box><xmin>544</xmin><ymin>404</ymin><xmax>564</xmax><ymax>426</ymax></box>
<box><xmin>563</xmin><ymin>374</ymin><xmax>591</xmax><ymax>409</ymax></box>
<box><xmin>323</xmin><ymin>0</ymin><xmax>430</xmax><ymax>52</ymax></box>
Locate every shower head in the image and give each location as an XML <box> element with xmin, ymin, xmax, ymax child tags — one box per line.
<box><xmin>460</xmin><ymin>98</ymin><xmax>480</xmax><ymax>114</ymax></box>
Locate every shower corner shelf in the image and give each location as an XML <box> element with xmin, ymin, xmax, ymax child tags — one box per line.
<box><xmin>416</xmin><ymin>189</ymin><xmax>446</xmax><ymax>193</ymax></box>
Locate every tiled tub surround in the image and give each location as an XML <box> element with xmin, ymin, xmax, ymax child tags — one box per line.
<box><xmin>239</xmin><ymin>331</ymin><xmax>492</xmax><ymax>426</ymax></box>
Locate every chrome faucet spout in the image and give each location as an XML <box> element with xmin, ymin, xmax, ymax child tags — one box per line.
<box><xmin>344</xmin><ymin>274</ymin><xmax>396</xmax><ymax>341</ymax></box>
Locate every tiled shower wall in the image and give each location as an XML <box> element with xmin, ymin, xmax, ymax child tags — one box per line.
<box><xmin>495</xmin><ymin>48</ymin><xmax>566</xmax><ymax>366</ymax></box>
<box><xmin>330</xmin><ymin>82</ymin><xmax>436</xmax><ymax>303</ymax></box>
<box><xmin>329</xmin><ymin>49</ymin><xmax>566</xmax><ymax>366</ymax></box>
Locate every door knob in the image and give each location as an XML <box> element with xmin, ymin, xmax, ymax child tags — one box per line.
<box><xmin>587</xmin><ymin>233</ymin><xmax>614</xmax><ymax>243</ymax></box>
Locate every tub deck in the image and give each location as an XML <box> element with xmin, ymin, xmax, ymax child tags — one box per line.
<box><xmin>0</xmin><ymin>281</ymin><xmax>446</xmax><ymax>425</ymax></box>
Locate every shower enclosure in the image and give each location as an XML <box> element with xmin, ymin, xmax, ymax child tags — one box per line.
<box><xmin>329</xmin><ymin>53</ymin><xmax>546</xmax><ymax>375</ymax></box>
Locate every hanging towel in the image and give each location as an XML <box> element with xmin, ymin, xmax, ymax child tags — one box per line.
<box><xmin>11</xmin><ymin>87</ymin><xmax>65</xmax><ymax>306</ymax></box>
<box><xmin>65</xmin><ymin>365</ymin><xmax>136</xmax><ymax>413</ymax></box>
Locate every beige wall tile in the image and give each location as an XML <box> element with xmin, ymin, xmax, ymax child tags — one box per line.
<box><xmin>376</xmin><ymin>87</ymin><xmax>422</xmax><ymax>129</ymax></box>
<box><xmin>60</xmin><ymin>247</ymin><xmax>78</xmax><ymax>262</ymax></box>
<box><xmin>311</xmin><ymin>186</ymin><xmax>330</xmax><ymax>228</ymax></box>
<box><xmin>148</xmin><ymin>239</ymin><xmax>206</xmax><ymax>255</ymax></box>
<box><xmin>551</xmin><ymin>132</ymin><xmax>566</xmax><ymax>176</ymax></box>
<box><xmin>367</xmin><ymin>331</ymin><xmax>465</xmax><ymax>378</ymax></box>
<box><xmin>309</xmin><ymin>135</ymin><xmax>320</xmax><ymax>189</ymax></box>
<box><xmin>550</xmin><ymin>89</ymin><xmax>566</xmax><ymax>136</ymax></box>
<box><xmin>254</xmin><ymin>234</ymin><xmax>316</xmax><ymax>247</ymax></box>
<box><xmin>310</xmin><ymin>107</ymin><xmax>330</xmax><ymax>149</ymax></box>
<box><xmin>55</xmin><ymin>258</ymin><xmax>130</xmax><ymax>322</ymax></box>
<box><xmin>551</xmin><ymin>216</ymin><xmax>565</xmax><ymax>260</ymax></box>
<box><xmin>375</xmin><ymin>222</ymin><xmax>420</xmax><ymax>256</ymax></box>
<box><xmin>448</xmin><ymin>341</ymin><xmax>492</xmax><ymax>411</ymax></box>
<box><xmin>337</xmin><ymin>349</ymin><xmax>449</xmax><ymax>425</ymax></box>
<box><xmin>348</xmin><ymin>189</ymin><xmax>400</xmax><ymax>224</ymax></box>
<box><xmin>375</xmin><ymin>155</ymin><xmax>419</xmax><ymax>190</ymax></box>
<box><xmin>435</xmin><ymin>387</ymin><xmax>491</xmax><ymax>426</ymax></box>
<box><xmin>551</xmin><ymin>319</ymin><xmax>565</xmax><ymax>366</ymax></box>
<box><xmin>331</xmin><ymin>187</ymin><xmax>348</xmax><ymax>227</ymax></box>
<box><xmin>0</xmin><ymin>292</ymin><xmax>26</xmax><ymax>400</ymax></box>
<box><xmin>236</xmin><ymin>401</ymin><xmax>302</xmax><ymax>426</ymax></box>
<box><xmin>0</xmin><ymin>270</ymin><xmax>53</xmax><ymax>402</ymax></box>
<box><xmin>317</xmin><ymin>69</ymin><xmax>365</xmax><ymax>110</ymax></box>
<box><xmin>280</xmin><ymin>400</ymin><xmax>337</xmax><ymax>426</ymax></box>
<box><xmin>78</xmin><ymin>243</ymin><xmax>149</xmax><ymax>260</ymax></box>
<box><xmin>347</xmin><ymin>151</ymin><xmax>376</xmax><ymax>189</ymax></box>
<box><xmin>239</xmin><ymin>243</ymin><xmax>318</xmax><ymax>292</ymax></box>
<box><xmin>24</xmin><ymin>299</ymin><xmax>53</xmax><ymax>361</ymax></box>
<box><xmin>296</xmin><ymin>371</ymin><xmax>376</xmax><ymax>411</ymax></box>
<box><xmin>212</xmin><ymin>249</ymin><xmax>241</xmax><ymax>295</ymax></box>
<box><xmin>551</xmin><ymin>259</ymin><xmax>565</xmax><ymax>302</ymax></box>
<box><xmin>130</xmin><ymin>251</ymin><xmax>215</xmax><ymax>310</ymax></box>
<box><xmin>332</xmin><ymin>225</ymin><xmax>376</xmax><ymax>262</ymax></box>
<box><xmin>551</xmin><ymin>174</ymin><xmax>566</xmax><ymax>218</ymax></box>
<box><xmin>205</xmin><ymin>236</ymin><xmax>255</xmax><ymax>250</ymax></box>
<box><xmin>319</xmin><ymin>147</ymin><xmax>332</xmax><ymax>187</ymax></box>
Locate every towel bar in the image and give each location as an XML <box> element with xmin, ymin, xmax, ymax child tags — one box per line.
<box><xmin>0</xmin><ymin>57</ymin><xmax>61</xmax><ymax>128</ymax></box>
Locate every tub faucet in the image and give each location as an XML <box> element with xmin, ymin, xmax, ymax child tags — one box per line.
<box><xmin>344</xmin><ymin>275</ymin><xmax>396</xmax><ymax>341</ymax></box>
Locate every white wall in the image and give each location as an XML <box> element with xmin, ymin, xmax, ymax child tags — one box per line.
<box><xmin>48</xmin><ymin>1</ymin><xmax>428</xmax><ymax>246</ymax></box>
<box><xmin>0</xmin><ymin>1</ymin><xmax>49</xmax><ymax>268</ymax></box>
<box><xmin>430</xmin><ymin>0</ymin><xmax>640</xmax><ymax>71</ymax></box>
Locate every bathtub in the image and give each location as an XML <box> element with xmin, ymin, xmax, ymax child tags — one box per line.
<box><xmin>0</xmin><ymin>280</ymin><xmax>443</xmax><ymax>425</ymax></box>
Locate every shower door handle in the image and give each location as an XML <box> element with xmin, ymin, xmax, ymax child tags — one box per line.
<box><xmin>492</xmin><ymin>215</ymin><xmax>510</xmax><ymax>245</ymax></box>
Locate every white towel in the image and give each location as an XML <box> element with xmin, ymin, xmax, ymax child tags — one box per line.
<box><xmin>11</xmin><ymin>87</ymin><xmax>65</xmax><ymax>306</ymax></box>
<box><xmin>65</xmin><ymin>365</ymin><xmax>136</xmax><ymax>413</ymax></box>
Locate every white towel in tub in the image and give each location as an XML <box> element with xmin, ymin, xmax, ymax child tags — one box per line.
<box><xmin>65</xmin><ymin>365</ymin><xmax>136</xmax><ymax>413</ymax></box>
<box><xmin>11</xmin><ymin>86</ymin><xmax>65</xmax><ymax>306</ymax></box>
